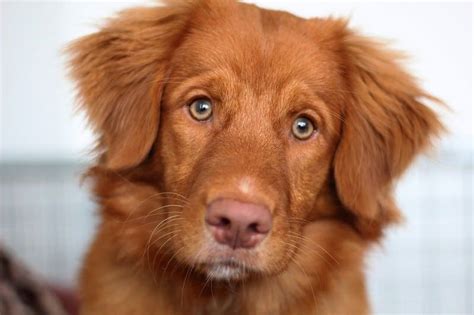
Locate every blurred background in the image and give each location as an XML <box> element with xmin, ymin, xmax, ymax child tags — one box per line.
<box><xmin>0</xmin><ymin>1</ymin><xmax>472</xmax><ymax>314</ymax></box>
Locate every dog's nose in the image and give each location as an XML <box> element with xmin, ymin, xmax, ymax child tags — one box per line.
<box><xmin>205</xmin><ymin>199</ymin><xmax>272</xmax><ymax>249</ymax></box>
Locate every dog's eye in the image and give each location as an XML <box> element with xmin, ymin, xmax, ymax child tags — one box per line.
<box><xmin>292</xmin><ymin>116</ymin><xmax>315</xmax><ymax>140</ymax></box>
<box><xmin>189</xmin><ymin>98</ymin><xmax>213</xmax><ymax>121</ymax></box>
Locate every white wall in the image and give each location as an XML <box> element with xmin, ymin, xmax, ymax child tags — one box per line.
<box><xmin>1</xmin><ymin>1</ymin><xmax>144</xmax><ymax>162</ymax></box>
<box><xmin>0</xmin><ymin>2</ymin><xmax>472</xmax><ymax>314</ymax></box>
<box><xmin>0</xmin><ymin>1</ymin><xmax>472</xmax><ymax>162</ymax></box>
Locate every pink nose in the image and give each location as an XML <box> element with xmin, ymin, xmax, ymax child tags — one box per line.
<box><xmin>205</xmin><ymin>199</ymin><xmax>272</xmax><ymax>249</ymax></box>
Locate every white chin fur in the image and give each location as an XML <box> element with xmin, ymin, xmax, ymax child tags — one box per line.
<box><xmin>207</xmin><ymin>264</ymin><xmax>245</xmax><ymax>280</ymax></box>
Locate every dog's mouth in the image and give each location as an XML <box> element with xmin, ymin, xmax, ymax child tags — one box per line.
<box><xmin>198</xmin><ymin>259</ymin><xmax>254</xmax><ymax>281</ymax></box>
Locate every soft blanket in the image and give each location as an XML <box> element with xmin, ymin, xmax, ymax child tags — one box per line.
<box><xmin>0</xmin><ymin>245</ymin><xmax>68</xmax><ymax>315</ymax></box>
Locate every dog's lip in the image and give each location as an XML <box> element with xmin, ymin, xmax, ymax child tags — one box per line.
<box><xmin>205</xmin><ymin>259</ymin><xmax>243</xmax><ymax>269</ymax></box>
<box><xmin>199</xmin><ymin>257</ymin><xmax>256</xmax><ymax>273</ymax></box>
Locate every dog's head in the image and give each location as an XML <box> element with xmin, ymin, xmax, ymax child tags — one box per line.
<box><xmin>68</xmin><ymin>0</ymin><xmax>442</xmax><ymax>281</ymax></box>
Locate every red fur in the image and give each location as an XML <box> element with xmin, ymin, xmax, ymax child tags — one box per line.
<box><xmin>67</xmin><ymin>1</ymin><xmax>443</xmax><ymax>314</ymax></box>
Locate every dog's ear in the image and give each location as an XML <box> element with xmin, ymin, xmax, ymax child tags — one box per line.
<box><xmin>67</xmin><ymin>3</ymin><xmax>191</xmax><ymax>169</ymax></box>
<box><xmin>333</xmin><ymin>28</ymin><xmax>444</xmax><ymax>237</ymax></box>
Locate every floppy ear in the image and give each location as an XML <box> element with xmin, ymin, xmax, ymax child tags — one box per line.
<box><xmin>334</xmin><ymin>30</ymin><xmax>444</xmax><ymax>237</ymax></box>
<box><xmin>67</xmin><ymin>2</ymin><xmax>191</xmax><ymax>169</ymax></box>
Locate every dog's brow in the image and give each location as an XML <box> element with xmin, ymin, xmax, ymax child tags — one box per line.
<box><xmin>167</xmin><ymin>71</ymin><xmax>227</xmax><ymax>102</ymax></box>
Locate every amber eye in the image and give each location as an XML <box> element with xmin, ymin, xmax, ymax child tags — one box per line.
<box><xmin>292</xmin><ymin>116</ymin><xmax>315</xmax><ymax>140</ymax></box>
<box><xmin>189</xmin><ymin>98</ymin><xmax>213</xmax><ymax>121</ymax></box>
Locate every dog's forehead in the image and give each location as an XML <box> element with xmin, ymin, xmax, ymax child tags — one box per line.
<box><xmin>171</xmin><ymin>4</ymin><xmax>343</xmax><ymax>98</ymax></box>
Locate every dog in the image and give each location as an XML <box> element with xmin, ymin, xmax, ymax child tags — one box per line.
<box><xmin>67</xmin><ymin>0</ymin><xmax>443</xmax><ymax>314</ymax></box>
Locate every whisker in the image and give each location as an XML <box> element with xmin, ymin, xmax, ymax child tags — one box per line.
<box><xmin>181</xmin><ymin>266</ymin><xmax>192</xmax><ymax>308</ymax></box>
<box><xmin>288</xmin><ymin>254</ymin><xmax>318</xmax><ymax>309</ymax></box>
<box><xmin>149</xmin><ymin>223</ymin><xmax>184</xmax><ymax>248</ymax></box>
<box><xmin>160</xmin><ymin>240</ymin><xmax>185</xmax><ymax>275</ymax></box>
<box><xmin>199</xmin><ymin>273</ymin><xmax>212</xmax><ymax>297</ymax></box>
<box><xmin>145</xmin><ymin>204</ymin><xmax>185</xmax><ymax>217</ymax></box>
<box><xmin>125</xmin><ymin>205</ymin><xmax>184</xmax><ymax>224</ymax></box>
<box><xmin>155</xmin><ymin>244</ymin><xmax>184</xmax><ymax>285</ymax></box>
<box><xmin>286</xmin><ymin>233</ymin><xmax>334</xmax><ymax>267</ymax></box>
<box><xmin>120</xmin><ymin>212</ymin><xmax>184</xmax><ymax>231</ymax></box>
<box><xmin>180</xmin><ymin>247</ymin><xmax>205</xmax><ymax>308</ymax></box>
<box><xmin>143</xmin><ymin>215</ymin><xmax>183</xmax><ymax>264</ymax></box>
<box><xmin>275</xmin><ymin>238</ymin><xmax>318</xmax><ymax>310</ymax></box>
<box><xmin>287</xmin><ymin>232</ymin><xmax>340</xmax><ymax>266</ymax></box>
<box><xmin>151</xmin><ymin>191</ymin><xmax>190</xmax><ymax>202</ymax></box>
<box><xmin>120</xmin><ymin>192</ymin><xmax>189</xmax><ymax>233</ymax></box>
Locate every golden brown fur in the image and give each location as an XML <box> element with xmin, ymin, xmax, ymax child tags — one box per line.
<box><xmin>67</xmin><ymin>1</ymin><xmax>443</xmax><ymax>314</ymax></box>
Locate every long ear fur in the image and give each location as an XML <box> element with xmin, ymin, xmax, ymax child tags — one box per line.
<box><xmin>66</xmin><ymin>2</ymin><xmax>192</xmax><ymax>169</ymax></box>
<box><xmin>334</xmin><ymin>28</ymin><xmax>444</xmax><ymax>238</ymax></box>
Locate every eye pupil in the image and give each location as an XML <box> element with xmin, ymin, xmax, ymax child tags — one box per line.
<box><xmin>297</xmin><ymin>120</ymin><xmax>308</xmax><ymax>131</ymax></box>
<box><xmin>196</xmin><ymin>101</ymin><xmax>209</xmax><ymax>112</ymax></box>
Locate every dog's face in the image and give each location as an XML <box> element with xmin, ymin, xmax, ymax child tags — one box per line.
<box><xmin>156</xmin><ymin>11</ymin><xmax>345</xmax><ymax>279</ymax></box>
<box><xmin>68</xmin><ymin>0</ymin><xmax>441</xmax><ymax>282</ymax></box>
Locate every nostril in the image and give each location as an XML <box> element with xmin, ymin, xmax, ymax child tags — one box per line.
<box><xmin>206</xmin><ymin>213</ymin><xmax>233</xmax><ymax>229</ymax></box>
<box><xmin>247</xmin><ymin>222</ymin><xmax>259</xmax><ymax>233</ymax></box>
<box><xmin>247</xmin><ymin>221</ymin><xmax>271</xmax><ymax>234</ymax></box>
<box><xmin>218</xmin><ymin>216</ymin><xmax>231</xmax><ymax>228</ymax></box>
